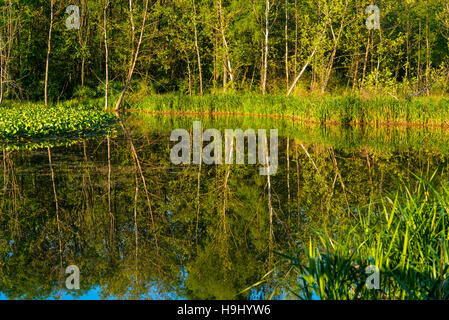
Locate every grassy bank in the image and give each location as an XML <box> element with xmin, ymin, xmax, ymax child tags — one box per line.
<box><xmin>134</xmin><ymin>94</ymin><xmax>449</xmax><ymax>127</ymax></box>
<box><xmin>273</xmin><ymin>179</ymin><xmax>449</xmax><ymax>300</ymax></box>
<box><xmin>0</xmin><ymin>101</ymin><xmax>117</xmax><ymax>141</ymax></box>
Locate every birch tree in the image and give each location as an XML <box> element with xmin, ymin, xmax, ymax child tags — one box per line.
<box><xmin>261</xmin><ymin>0</ymin><xmax>270</xmax><ymax>94</ymax></box>
<box><xmin>44</xmin><ymin>0</ymin><xmax>55</xmax><ymax>106</ymax></box>
<box><xmin>192</xmin><ymin>0</ymin><xmax>203</xmax><ymax>96</ymax></box>
<box><xmin>104</xmin><ymin>0</ymin><xmax>110</xmax><ymax>110</ymax></box>
<box><xmin>217</xmin><ymin>0</ymin><xmax>234</xmax><ymax>92</ymax></box>
<box><xmin>115</xmin><ymin>0</ymin><xmax>151</xmax><ymax>111</ymax></box>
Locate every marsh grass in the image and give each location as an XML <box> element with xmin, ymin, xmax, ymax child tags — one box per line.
<box><xmin>136</xmin><ymin>94</ymin><xmax>449</xmax><ymax>126</ymax></box>
<box><xmin>274</xmin><ymin>177</ymin><xmax>449</xmax><ymax>300</ymax></box>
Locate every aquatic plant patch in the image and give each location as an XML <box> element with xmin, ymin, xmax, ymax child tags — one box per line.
<box><xmin>0</xmin><ymin>104</ymin><xmax>117</xmax><ymax>140</ymax></box>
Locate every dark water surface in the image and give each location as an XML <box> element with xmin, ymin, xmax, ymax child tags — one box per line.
<box><xmin>1</xmin><ymin>113</ymin><xmax>449</xmax><ymax>300</ymax></box>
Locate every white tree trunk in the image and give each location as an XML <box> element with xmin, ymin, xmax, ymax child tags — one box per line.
<box><xmin>45</xmin><ymin>0</ymin><xmax>55</xmax><ymax>106</ymax></box>
<box><xmin>262</xmin><ymin>0</ymin><xmax>270</xmax><ymax>94</ymax></box>
<box><xmin>104</xmin><ymin>0</ymin><xmax>110</xmax><ymax>110</ymax></box>
<box><xmin>115</xmin><ymin>0</ymin><xmax>150</xmax><ymax>111</ymax></box>
<box><xmin>193</xmin><ymin>0</ymin><xmax>203</xmax><ymax>96</ymax></box>
<box><xmin>287</xmin><ymin>31</ymin><xmax>325</xmax><ymax>96</ymax></box>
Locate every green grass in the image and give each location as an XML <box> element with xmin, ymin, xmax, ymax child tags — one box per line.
<box><xmin>134</xmin><ymin>94</ymin><xmax>449</xmax><ymax>126</ymax></box>
<box><xmin>0</xmin><ymin>101</ymin><xmax>117</xmax><ymax>141</ymax></box>
<box><xmin>272</xmin><ymin>178</ymin><xmax>449</xmax><ymax>300</ymax></box>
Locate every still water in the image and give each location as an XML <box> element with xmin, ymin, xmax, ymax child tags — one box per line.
<box><xmin>1</xmin><ymin>113</ymin><xmax>448</xmax><ymax>300</ymax></box>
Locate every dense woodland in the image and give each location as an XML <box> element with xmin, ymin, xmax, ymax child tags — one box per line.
<box><xmin>1</xmin><ymin>0</ymin><xmax>449</xmax><ymax>105</ymax></box>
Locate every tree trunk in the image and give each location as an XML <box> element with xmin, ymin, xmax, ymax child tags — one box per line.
<box><xmin>285</xmin><ymin>0</ymin><xmax>289</xmax><ymax>92</ymax></box>
<box><xmin>361</xmin><ymin>31</ymin><xmax>371</xmax><ymax>90</ymax></box>
<box><xmin>218</xmin><ymin>0</ymin><xmax>233</xmax><ymax>92</ymax></box>
<box><xmin>187</xmin><ymin>57</ymin><xmax>192</xmax><ymax>96</ymax></box>
<box><xmin>425</xmin><ymin>18</ymin><xmax>430</xmax><ymax>96</ymax></box>
<box><xmin>417</xmin><ymin>21</ymin><xmax>422</xmax><ymax>91</ymax></box>
<box><xmin>294</xmin><ymin>0</ymin><xmax>298</xmax><ymax>74</ymax></box>
<box><xmin>262</xmin><ymin>0</ymin><xmax>270</xmax><ymax>94</ymax></box>
<box><xmin>286</xmin><ymin>138</ymin><xmax>290</xmax><ymax>216</ymax></box>
<box><xmin>116</xmin><ymin>113</ymin><xmax>160</xmax><ymax>255</ymax></box>
<box><xmin>45</xmin><ymin>0</ymin><xmax>55</xmax><ymax>106</ymax></box>
<box><xmin>352</xmin><ymin>57</ymin><xmax>359</xmax><ymax>91</ymax></box>
<box><xmin>1</xmin><ymin>0</ymin><xmax>16</xmax><ymax>104</ymax></box>
<box><xmin>107</xmin><ymin>135</ymin><xmax>114</xmax><ymax>238</ymax></box>
<box><xmin>321</xmin><ymin>2</ymin><xmax>348</xmax><ymax>94</ymax></box>
<box><xmin>115</xmin><ymin>0</ymin><xmax>150</xmax><ymax>112</ymax></box>
<box><xmin>406</xmin><ymin>17</ymin><xmax>410</xmax><ymax>81</ymax></box>
<box><xmin>79</xmin><ymin>0</ymin><xmax>90</xmax><ymax>89</ymax></box>
<box><xmin>129</xmin><ymin>0</ymin><xmax>136</xmax><ymax>58</ymax></box>
<box><xmin>287</xmin><ymin>31</ymin><xmax>324</xmax><ymax>96</ymax></box>
<box><xmin>104</xmin><ymin>0</ymin><xmax>110</xmax><ymax>110</ymax></box>
<box><xmin>192</xmin><ymin>0</ymin><xmax>203</xmax><ymax>96</ymax></box>
<box><xmin>0</xmin><ymin>31</ymin><xmax>4</xmax><ymax>104</ymax></box>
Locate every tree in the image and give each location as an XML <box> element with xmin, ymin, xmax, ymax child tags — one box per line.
<box><xmin>104</xmin><ymin>0</ymin><xmax>110</xmax><ymax>110</ymax></box>
<box><xmin>44</xmin><ymin>0</ymin><xmax>55</xmax><ymax>106</ymax></box>
<box><xmin>0</xmin><ymin>1</ymin><xmax>18</xmax><ymax>104</ymax></box>
<box><xmin>115</xmin><ymin>0</ymin><xmax>151</xmax><ymax>111</ymax></box>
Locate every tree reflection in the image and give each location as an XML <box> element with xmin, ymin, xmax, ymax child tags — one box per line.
<box><xmin>0</xmin><ymin>116</ymin><xmax>448</xmax><ymax>299</ymax></box>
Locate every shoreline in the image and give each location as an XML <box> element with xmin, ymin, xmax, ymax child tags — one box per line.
<box><xmin>128</xmin><ymin>108</ymin><xmax>449</xmax><ymax>129</ymax></box>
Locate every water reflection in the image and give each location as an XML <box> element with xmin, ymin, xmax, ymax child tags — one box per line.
<box><xmin>1</xmin><ymin>114</ymin><xmax>449</xmax><ymax>300</ymax></box>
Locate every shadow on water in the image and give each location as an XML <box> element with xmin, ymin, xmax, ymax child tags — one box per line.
<box><xmin>1</xmin><ymin>112</ymin><xmax>449</xmax><ymax>299</ymax></box>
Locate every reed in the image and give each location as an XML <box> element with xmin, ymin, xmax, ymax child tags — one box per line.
<box><xmin>135</xmin><ymin>94</ymin><xmax>449</xmax><ymax>126</ymax></box>
<box><xmin>277</xmin><ymin>178</ymin><xmax>449</xmax><ymax>300</ymax></box>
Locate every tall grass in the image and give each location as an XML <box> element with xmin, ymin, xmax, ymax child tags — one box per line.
<box><xmin>135</xmin><ymin>94</ymin><xmax>449</xmax><ymax>126</ymax></box>
<box><xmin>278</xmin><ymin>178</ymin><xmax>449</xmax><ymax>300</ymax></box>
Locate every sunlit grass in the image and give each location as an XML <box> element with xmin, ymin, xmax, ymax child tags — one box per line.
<box><xmin>135</xmin><ymin>94</ymin><xmax>449</xmax><ymax>126</ymax></box>
<box><xmin>273</xmin><ymin>177</ymin><xmax>449</xmax><ymax>300</ymax></box>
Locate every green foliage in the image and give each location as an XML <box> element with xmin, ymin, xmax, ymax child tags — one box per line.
<box><xmin>136</xmin><ymin>93</ymin><xmax>449</xmax><ymax>126</ymax></box>
<box><xmin>2</xmin><ymin>0</ymin><xmax>449</xmax><ymax>99</ymax></box>
<box><xmin>0</xmin><ymin>102</ymin><xmax>117</xmax><ymax>140</ymax></box>
<box><xmin>278</xmin><ymin>179</ymin><xmax>449</xmax><ymax>300</ymax></box>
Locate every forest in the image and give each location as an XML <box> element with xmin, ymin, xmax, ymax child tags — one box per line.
<box><xmin>1</xmin><ymin>0</ymin><xmax>449</xmax><ymax>107</ymax></box>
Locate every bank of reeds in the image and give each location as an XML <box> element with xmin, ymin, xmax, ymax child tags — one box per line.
<box><xmin>135</xmin><ymin>94</ymin><xmax>449</xmax><ymax>127</ymax></box>
<box><xmin>275</xmin><ymin>178</ymin><xmax>449</xmax><ymax>300</ymax></box>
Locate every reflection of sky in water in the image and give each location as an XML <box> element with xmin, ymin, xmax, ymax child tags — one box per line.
<box><xmin>0</xmin><ymin>250</ymin><xmax>294</xmax><ymax>300</ymax></box>
<box><xmin>0</xmin><ymin>285</ymin><xmax>184</xmax><ymax>300</ymax></box>
<box><xmin>0</xmin><ymin>288</ymin><xmax>292</xmax><ymax>300</ymax></box>
<box><xmin>0</xmin><ymin>287</ymin><xmax>277</xmax><ymax>300</ymax></box>
<box><xmin>0</xmin><ymin>275</ymin><xmax>293</xmax><ymax>300</ymax></box>
<box><xmin>0</xmin><ymin>264</ymin><xmax>281</xmax><ymax>300</ymax></box>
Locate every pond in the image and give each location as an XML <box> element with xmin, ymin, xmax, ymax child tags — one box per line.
<box><xmin>1</xmin><ymin>112</ymin><xmax>449</xmax><ymax>300</ymax></box>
